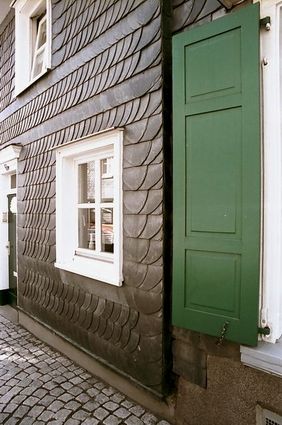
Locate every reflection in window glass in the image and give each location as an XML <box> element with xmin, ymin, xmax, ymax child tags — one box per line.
<box><xmin>102</xmin><ymin>157</ymin><xmax>113</xmax><ymax>176</ymax></box>
<box><xmin>101</xmin><ymin>157</ymin><xmax>114</xmax><ymax>203</ymax></box>
<box><xmin>37</xmin><ymin>18</ymin><xmax>46</xmax><ymax>49</ymax></box>
<box><xmin>77</xmin><ymin>157</ymin><xmax>115</xmax><ymax>256</ymax></box>
<box><xmin>78</xmin><ymin>161</ymin><xmax>95</xmax><ymax>203</ymax></box>
<box><xmin>101</xmin><ymin>208</ymin><xmax>114</xmax><ymax>253</ymax></box>
<box><xmin>10</xmin><ymin>174</ymin><xmax>17</xmax><ymax>189</ymax></box>
<box><xmin>32</xmin><ymin>49</ymin><xmax>44</xmax><ymax>78</ymax></box>
<box><xmin>78</xmin><ymin>208</ymin><xmax>96</xmax><ymax>250</ymax></box>
<box><xmin>31</xmin><ymin>14</ymin><xmax>47</xmax><ymax>80</ymax></box>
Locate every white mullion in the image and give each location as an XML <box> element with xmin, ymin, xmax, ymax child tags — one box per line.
<box><xmin>35</xmin><ymin>43</ymin><xmax>46</xmax><ymax>55</ymax></box>
<box><xmin>95</xmin><ymin>159</ymin><xmax>102</xmax><ymax>253</ymax></box>
<box><xmin>114</xmin><ymin>130</ymin><xmax>122</xmax><ymax>278</ymax></box>
<box><xmin>74</xmin><ymin>162</ymin><xmax>79</xmax><ymax>253</ymax></box>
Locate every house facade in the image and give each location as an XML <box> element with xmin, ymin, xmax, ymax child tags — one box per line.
<box><xmin>0</xmin><ymin>0</ymin><xmax>281</xmax><ymax>424</ymax></box>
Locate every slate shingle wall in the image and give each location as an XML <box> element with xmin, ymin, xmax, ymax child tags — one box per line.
<box><xmin>0</xmin><ymin>11</ymin><xmax>15</xmax><ymax>113</ymax></box>
<box><xmin>0</xmin><ymin>0</ymin><xmax>166</xmax><ymax>393</ymax></box>
<box><xmin>172</xmin><ymin>0</ymin><xmax>222</xmax><ymax>32</ymax></box>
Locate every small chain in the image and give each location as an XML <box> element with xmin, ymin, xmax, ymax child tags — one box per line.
<box><xmin>216</xmin><ymin>321</ymin><xmax>229</xmax><ymax>346</ymax></box>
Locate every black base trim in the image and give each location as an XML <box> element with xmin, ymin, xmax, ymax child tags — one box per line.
<box><xmin>0</xmin><ymin>290</ymin><xmax>10</xmax><ymax>306</ymax></box>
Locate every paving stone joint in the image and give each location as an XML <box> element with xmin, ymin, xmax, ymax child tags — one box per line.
<box><xmin>0</xmin><ymin>314</ymin><xmax>171</xmax><ymax>425</ymax></box>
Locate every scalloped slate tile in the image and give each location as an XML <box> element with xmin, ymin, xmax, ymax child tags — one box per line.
<box><xmin>137</xmin><ymin>312</ymin><xmax>162</xmax><ymax>336</ymax></box>
<box><xmin>138</xmin><ymin>336</ymin><xmax>163</xmax><ymax>363</ymax></box>
<box><xmin>140</xmin><ymin>163</ymin><xmax>162</xmax><ymax>190</ymax></box>
<box><xmin>123</xmin><ymin>260</ymin><xmax>148</xmax><ymax>288</ymax></box>
<box><xmin>123</xmin><ymin>166</ymin><xmax>147</xmax><ymax>190</ymax></box>
<box><xmin>124</xmin><ymin>215</ymin><xmax>147</xmax><ymax>238</ymax></box>
<box><xmin>140</xmin><ymin>215</ymin><xmax>162</xmax><ymax>240</ymax></box>
<box><xmin>124</xmin><ymin>191</ymin><xmax>148</xmax><ymax>214</ymax></box>
<box><xmin>124</xmin><ymin>141</ymin><xmax>151</xmax><ymax>167</ymax></box>
<box><xmin>139</xmin><ymin>189</ymin><xmax>162</xmax><ymax>214</ymax></box>
<box><xmin>124</xmin><ymin>237</ymin><xmax>150</xmax><ymax>263</ymax></box>
<box><xmin>133</xmin><ymin>289</ymin><xmax>162</xmax><ymax>315</ymax></box>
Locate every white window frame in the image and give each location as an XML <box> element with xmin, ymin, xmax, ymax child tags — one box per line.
<box><xmin>241</xmin><ymin>0</ymin><xmax>282</xmax><ymax>378</ymax></box>
<box><xmin>55</xmin><ymin>129</ymin><xmax>123</xmax><ymax>286</ymax></box>
<box><xmin>13</xmin><ymin>0</ymin><xmax>51</xmax><ymax>95</ymax></box>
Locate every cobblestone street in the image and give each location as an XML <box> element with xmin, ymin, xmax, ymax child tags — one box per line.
<box><xmin>0</xmin><ymin>313</ymin><xmax>170</xmax><ymax>425</ymax></box>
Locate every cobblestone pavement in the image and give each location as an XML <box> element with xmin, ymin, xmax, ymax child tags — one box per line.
<box><xmin>0</xmin><ymin>314</ymin><xmax>170</xmax><ymax>425</ymax></box>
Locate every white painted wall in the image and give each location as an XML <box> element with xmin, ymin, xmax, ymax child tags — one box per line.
<box><xmin>259</xmin><ymin>0</ymin><xmax>282</xmax><ymax>343</ymax></box>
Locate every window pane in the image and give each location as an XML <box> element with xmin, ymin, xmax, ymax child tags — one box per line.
<box><xmin>37</xmin><ymin>17</ymin><xmax>47</xmax><ymax>49</ymax></box>
<box><xmin>101</xmin><ymin>208</ymin><xmax>114</xmax><ymax>253</ymax></box>
<box><xmin>10</xmin><ymin>174</ymin><xmax>16</xmax><ymax>189</ymax></box>
<box><xmin>32</xmin><ymin>50</ymin><xmax>44</xmax><ymax>79</ymax></box>
<box><xmin>78</xmin><ymin>208</ymin><xmax>96</xmax><ymax>250</ymax></box>
<box><xmin>101</xmin><ymin>158</ymin><xmax>114</xmax><ymax>203</ymax></box>
<box><xmin>78</xmin><ymin>161</ymin><xmax>95</xmax><ymax>203</ymax></box>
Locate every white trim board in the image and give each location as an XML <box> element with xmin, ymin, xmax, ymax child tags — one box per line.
<box><xmin>241</xmin><ymin>338</ymin><xmax>282</xmax><ymax>377</ymax></box>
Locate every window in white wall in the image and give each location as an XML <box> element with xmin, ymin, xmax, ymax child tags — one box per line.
<box><xmin>13</xmin><ymin>0</ymin><xmax>51</xmax><ymax>95</ymax></box>
<box><xmin>55</xmin><ymin>129</ymin><xmax>123</xmax><ymax>286</ymax></box>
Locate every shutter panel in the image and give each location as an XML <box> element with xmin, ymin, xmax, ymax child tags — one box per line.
<box><xmin>172</xmin><ymin>4</ymin><xmax>260</xmax><ymax>346</ymax></box>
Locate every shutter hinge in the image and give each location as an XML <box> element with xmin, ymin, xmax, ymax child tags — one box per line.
<box><xmin>260</xmin><ymin>16</ymin><xmax>271</xmax><ymax>31</ymax></box>
<box><xmin>260</xmin><ymin>307</ymin><xmax>268</xmax><ymax>327</ymax></box>
<box><xmin>258</xmin><ymin>326</ymin><xmax>271</xmax><ymax>336</ymax></box>
<box><xmin>5</xmin><ymin>241</ymin><xmax>10</xmax><ymax>256</ymax></box>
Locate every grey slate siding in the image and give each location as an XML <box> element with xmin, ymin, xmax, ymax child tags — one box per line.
<box><xmin>172</xmin><ymin>0</ymin><xmax>223</xmax><ymax>32</ymax></box>
<box><xmin>0</xmin><ymin>0</ymin><xmax>165</xmax><ymax>393</ymax></box>
<box><xmin>0</xmin><ymin>11</ymin><xmax>15</xmax><ymax>113</ymax></box>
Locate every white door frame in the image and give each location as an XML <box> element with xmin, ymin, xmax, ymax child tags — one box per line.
<box><xmin>0</xmin><ymin>145</ymin><xmax>21</xmax><ymax>296</ymax></box>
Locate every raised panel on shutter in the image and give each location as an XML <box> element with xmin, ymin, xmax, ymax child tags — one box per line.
<box><xmin>172</xmin><ymin>4</ymin><xmax>260</xmax><ymax>346</ymax></box>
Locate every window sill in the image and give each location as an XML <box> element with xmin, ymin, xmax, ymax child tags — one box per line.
<box><xmin>55</xmin><ymin>260</ymin><xmax>122</xmax><ymax>287</ymax></box>
<box><xmin>14</xmin><ymin>67</ymin><xmax>49</xmax><ymax>97</ymax></box>
<box><xmin>240</xmin><ymin>338</ymin><xmax>282</xmax><ymax>377</ymax></box>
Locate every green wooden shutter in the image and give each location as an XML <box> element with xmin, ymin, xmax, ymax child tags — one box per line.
<box><xmin>172</xmin><ymin>4</ymin><xmax>260</xmax><ymax>346</ymax></box>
